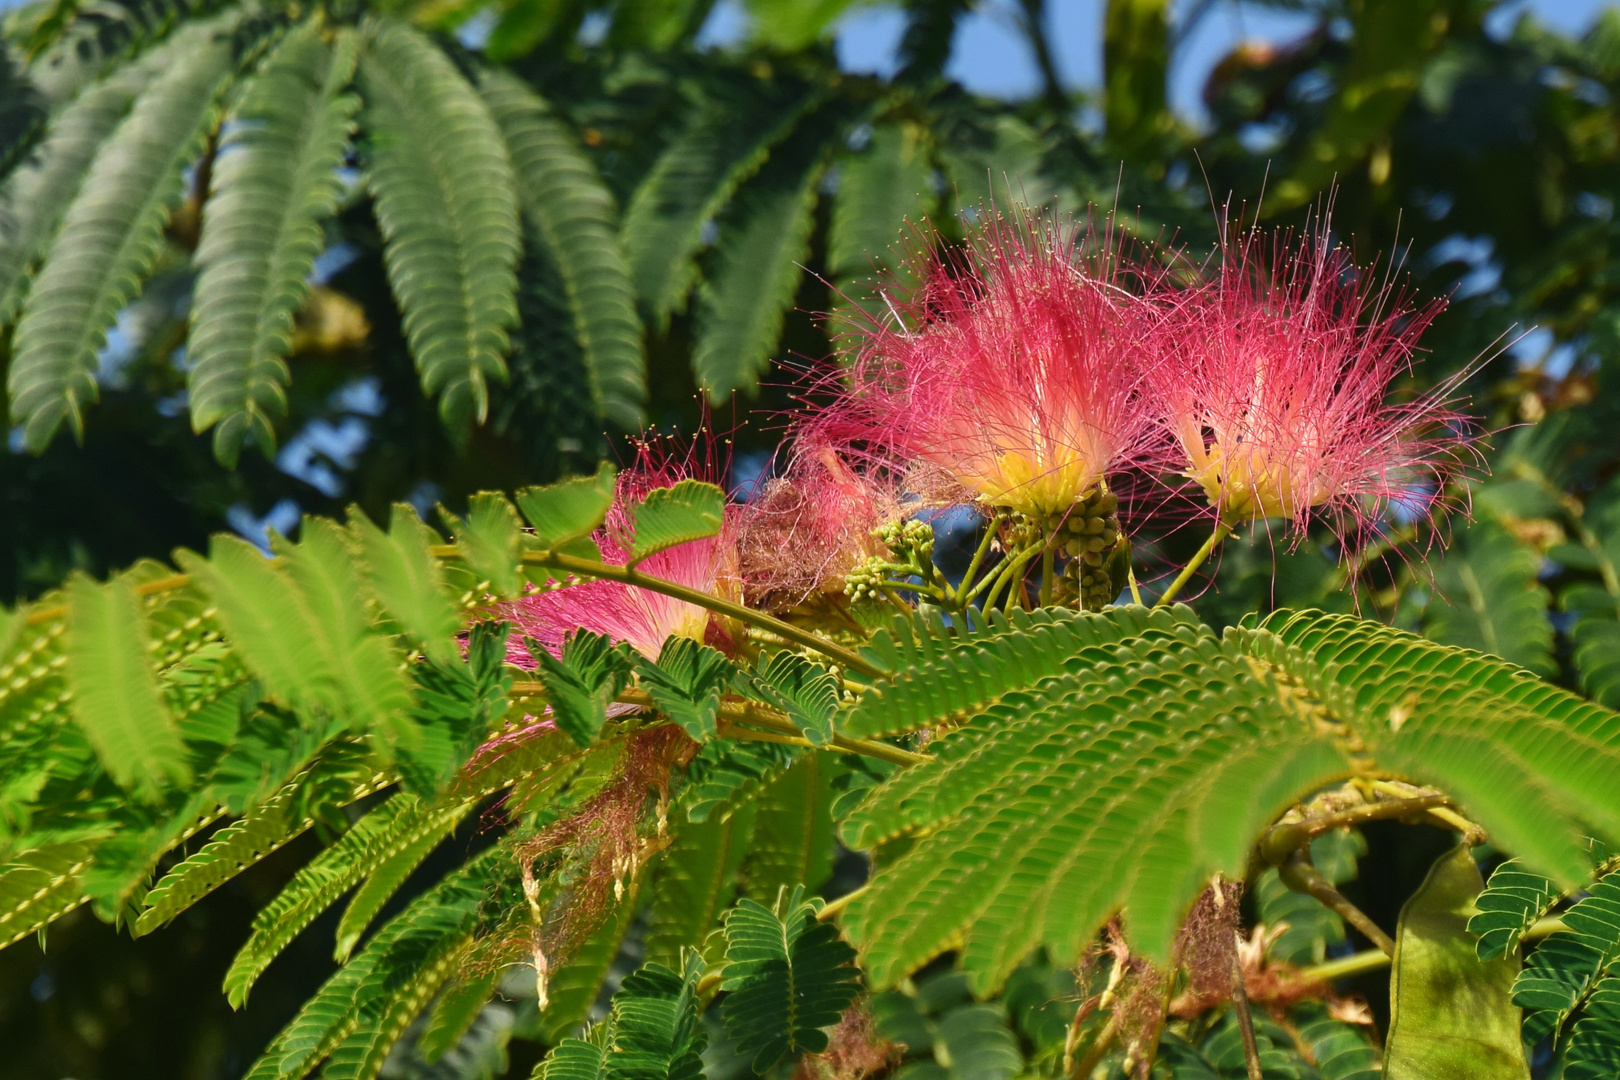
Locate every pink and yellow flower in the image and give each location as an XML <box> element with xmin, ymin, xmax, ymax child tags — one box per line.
<box><xmin>737</xmin><ymin>431</ymin><xmax>905</xmax><ymax>609</ymax></box>
<box><xmin>1147</xmin><ymin>223</ymin><xmax>1472</xmax><ymax>534</ymax></box>
<box><xmin>811</xmin><ymin>210</ymin><xmax>1161</xmax><ymax>518</ymax></box>
<box><xmin>495</xmin><ymin>453</ymin><xmax>740</xmax><ymax>666</ymax></box>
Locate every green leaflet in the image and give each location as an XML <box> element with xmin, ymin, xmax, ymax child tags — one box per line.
<box><xmin>531</xmin><ymin>630</ymin><xmax>636</xmax><ymax>746</ymax></box>
<box><xmin>0</xmin><ymin>839</ymin><xmax>94</xmax><ymax>949</ymax></box>
<box><xmin>0</xmin><ymin>35</ymin><xmax>164</xmax><ymax>324</ymax></box>
<box><xmin>481</xmin><ymin>71</ymin><xmax>645</xmax><ymax>428</ymax></box>
<box><xmin>739</xmin><ymin>651</ymin><xmax>838</xmax><ymax>747</ymax></box>
<box><xmin>7</xmin><ymin>14</ymin><xmax>240</xmax><ymax>449</ymax></box>
<box><xmin>1564</xmin><ymin>976</ymin><xmax>1620</xmax><ymax>1080</ymax></box>
<box><xmin>1566</xmin><ymin>479</ymin><xmax>1620</xmax><ymax>708</ymax></box>
<box><xmin>629</xmin><ymin>479</ymin><xmax>726</xmax><ymax>565</ymax></box>
<box><xmin>1384</xmin><ymin>844</ymin><xmax>1530</xmax><ymax>1080</ymax></box>
<box><xmin>678</xmin><ymin>737</ymin><xmax>800</xmax><ymax>824</ymax></box>
<box><xmin>176</xmin><ymin>533</ymin><xmax>404</xmax><ymax>731</ymax></box>
<box><xmin>634</xmin><ymin>637</ymin><xmax>735</xmax><ymax>741</ymax></box>
<box><xmin>136</xmin><ymin>775</ymin><xmax>311</xmax><ymax>934</ymax></box>
<box><xmin>721</xmin><ymin>889</ymin><xmax>861</xmax><ymax>1072</ymax></box>
<box><xmin>743</xmin><ymin>754</ymin><xmax>838</xmax><ymax>902</ymax></box>
<box><xmin>348</xmin><ymin>504</ymin><xmax>462</xmax><ymax>665</ymax></box>
<box><xmin>541</xmin><ymin>1025</ymin><xmax>613</xmax><ymax>1080</ymax></box>
<box><xmin>619</xmin><ymin>74</ymin><xmax>821</xmax><ymax>326</ymax></box>
<box><xmin>842</xmin><ymin>604</ymin><xmax>1201</xmax><ymax>738</ymax></box>
<box><xmin>64</xmin><ymin>572</ymin><xmax>189</xmax><ymax>795</ymax></box>
<box><xmin>442</xmin><ymin>491</ymin><xmax>526</xmax><ymax>601</ymax></box>
<box><xmin>827</xmin><ymin>120</ymin><xmax>931</xmax><ymax>276</ymax></box>
<box><xmin>689</xmin><ymin>105</ymin><xmax>828</xmax><ymax>400</ymax></box>
<box><xmin>397</xmin><ymin>620</ymin><xmax>512</xmax><ymax>798</ymax></box>
<box><xmin>538</xmin><ymin>952</ymin><xmax>708</xmax><ymax>1079</ymax></box>
<box><xmin>357</xmin><ymin>19</ymin><xmax>520</xmax><ymax>429</ymax></box>
<box><xmin>825</xmin><ymin>119</ymin><xmax>932</xmax><ymax>333</ymax></box>
<box><xmin>1425</xmin><ymin>521</ymin><xmax>1555</xmax><ymax>676</ymax></box>
<box><xmin>275</xmin><ymin>518</ymin><xmax>417</xmax><ymax>747</ymax></box>
<box><xmin>515</xmin><ymin>462</ymin><xmax>618</xmax><ymax>551</ymax></box>
<box><xmin>418</xmin><ymin>968</ymin><xmax>500</xmax><ymax>1063</ymax></box>
<box><xmin>840</xmin><ymin>606</ymin><xmax>1620</xmax><ymax>993</ymax></box>
<box><xmin>242</xmin><ymin>855</ymin><xmax>495</xmax><ymax>1080</ymax></box>
<box><xmin>332</xmin><ymin>799</ymin><xmax>473</xmax><ymax>960</ymax></box>
<box><xmin>1249</xmin><ymin>609</ymin><xmax>1620</xmax><ymax>888</ymax></box>
<box><xmin>188</xmin><ymin>23</ymin><xmax>361</xmax><ymax>465</ymax></box>
<box><xmin>646</xmin><ymin>803</ymin><xmax>757</xmax><ymax>966</ymax></box>
<box><xmin>1511</xmin><ymin>866</ymin><xmax>1620</xmax><ymax>1043</ymax></box>
<box><xmin>1470</xmin><ymin>858</ymin><xmax>1563</xmax><ymax>961</ymax></box>
<box><xmin>871</xmin><ymin>969</ymin><xmax>1025</xmax><ymax>1080</ymax></box>
<box><xmin>223</xmin><ymin>793</ymin><xmax>473</xmax><ymax>1007</ymax></box>
<box><xmin>606</xmin><ymin>953</ymin><xmax>708</xmax><ymax>1080</ymax></box>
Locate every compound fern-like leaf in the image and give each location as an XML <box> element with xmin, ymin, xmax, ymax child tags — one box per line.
<box><xmin>481</xmin><ymin>70</ymin><xmax>644</xmax><ymax>427</ymax></box>
<box><xmin>8</xmin><ymin>14</ymin><xmax>240</xmax><ymax>449</ymax></box>
<box><xmin>358</xmin><ymin>20</ymin><xmax>519</xmax><ymax>429</ymax></box>
<box><xmin>619</xmin><ymin>77</ymin><xmax>819</xmax><ymax>326</ymax></box>
<box><xmin>188</xmin><ymin>23</ymin><xmax>361</xmax><ymax>464</ymax></box>
<box><xmin>1470</xmin><ymin>858</ymin><xmax>1562</xmax><ymax>961</ymax></box>
<box><xmin>721</xmin><ymin>890</ymin><xmax>861</xmax><ymax>1071</ymax></box>
<box><xmin>64</xmin><ymin>572</ymin><xmax>189</xmax><ymax>795</ymax></box>
<box><xmin>690</xmin><ymin>117</ymin><xmax>827</xmax><ymax>399</ymax></box>
<box><xmin>0</xmin><ymin>43</ymin><xmax>162</xmax><ymax>323</ymax></box>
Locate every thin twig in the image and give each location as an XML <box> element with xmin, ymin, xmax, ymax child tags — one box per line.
<box><xmin>1280</xmin><ymin>850</ymin><xmax>1395</xmax><ymax>957</ymax></box>
<box><xmin>520</xmin><ymin>549</ymin><xmax>886</xmax><ymax>680</ymax></box>
<box><xmin>1230</xmin><ymin>950</ymin><xmax>1264</xmax><ymax>1080</ymax></box>
<box><xmin>1302</xmin><ymin>915</ymin><xmax>1569</xmax><ymax>983</ymax></box>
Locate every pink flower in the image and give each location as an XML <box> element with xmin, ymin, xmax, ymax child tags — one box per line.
<box><xmin>495</xmin><ymin>452</ymin><xmax>740</xmax><ymax>666</ymax></box>
<box><xmin>1147</xmin><ymin>222</ymin><xmax>1473</xmax><ymax>535</ymax></box>
<box><xmin>810</xmin><ymin>209</ymin><xmax>1161</xmax><ymax>519</ymax></box>
<box><xmin>737</xmin><ymin>432</ymin><xmax>905</xmax><ymax>609</ymax></box>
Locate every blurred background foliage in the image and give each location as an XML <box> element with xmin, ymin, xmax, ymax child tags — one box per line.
<box><xmin>4</xmin><ymin>0</ymin><xmax>1620</xmax><ymax>1076</ymax></box>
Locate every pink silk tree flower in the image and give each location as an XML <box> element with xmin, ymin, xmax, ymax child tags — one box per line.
<box><xmin>1147</xmin><ymin>222</ymin><xmax>1474</xmax><ymax>536</ymax></box>
<box><xmin>737</xmin><ymin>432</ymin><xmax>905</xmax><ymax>610</ymax></box>
<box><xmin>811</xmin><ymin>209</ymin><xmax>1161</xmax><ymax>519</ymax></box>
<box><xmin>494</xmin><ymin>460</ymin><xmax>740</xmax><ymax>666</ymax></box>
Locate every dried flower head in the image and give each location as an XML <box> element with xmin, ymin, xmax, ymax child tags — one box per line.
<box><xmin>737</xmin><ymin>432</ymin><xmax>905</xmax><ymax>609</ymax></box>
<box><xmin>811</xmin><ymin>209</ymin><xmax>1161</xmax><ymax>518</ymax></box>
<box><xmin>1149</xmin><ymin>218</ymin><xmax>1473</xmax><ymax>536</ymax></box>
<box><xmin>494</xmin><ymin>449</ymin><xmax>740</xmax><ymax>665</ymax></box>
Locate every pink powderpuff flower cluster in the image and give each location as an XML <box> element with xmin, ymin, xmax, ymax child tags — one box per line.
<box><xmin>1145</xmin><ymin>222</ymin><xmax>1473</xmax><ymax>537</ymax></box>
<box><xmin>809</xmin><ymin>208</ymin><xmax>1165</xmax><ymax>519</ymax></box>
<box><xmin>736</xmin><ymin>430</ymin><xmax>906</xmax><ymax>611</ymax></box>
<box><xmin>801</xmin><ymin>205</ymin><xmax>1475</xmax><ymax>543</ymax></box>
<box><xmin>493</xmin><ymin>447</ymin><xmax>740</xmax><ymax>668</ymax></box>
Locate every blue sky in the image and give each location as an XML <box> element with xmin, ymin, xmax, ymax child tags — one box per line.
<box><xmin>812</xmin><ymin>0</ymin><xmax>1620</xmax><ymax>127</ymax></box>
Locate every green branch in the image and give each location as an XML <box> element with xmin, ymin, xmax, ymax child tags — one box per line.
<box><xmin>520</xmin><ymin>549</ymin><xmax>887</xmax><ymax>680</ymax></box>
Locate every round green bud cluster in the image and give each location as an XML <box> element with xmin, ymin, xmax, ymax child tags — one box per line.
<box><xmin>843</xmin><ymin>556</ymin><xmax>893</xmax><ymax>604</ymax></box>
<box><xmin>874</xmin><ymin>518</ymin><xmax>936</xmax><ymax>561</ymax></box>
<box><xmin>1060</xmin><ymin>489</ymin><xmax>1122</xmax><ymax>610</ymax></box>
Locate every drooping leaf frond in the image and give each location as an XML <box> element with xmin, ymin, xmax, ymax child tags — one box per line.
<box><xmin>64</xmin><ymin>571</ymin><xmax>189</xmax><ymax>795</ymax></box>
<box><xmin>357</xmin><ymin>19</ymin><xmax>520</xmax><ymax>429</ymax></box>
<box><xmin>481</xmin><ymin>70</ymin><xmax>645</xmax><ymax>428</ymax></box>
<box><xmin>0</xmin><ymin>44</ymin><xmax>161</xmax><ymax>324</ymax></box>
<box><xmin>689</xmin><ymin>109</ymin><xmax>830</xmax><ymax>399</ymax></box>
<box><xmin>7</xmin><ymin>14</ymin><xmax>242</xmax><ymax>449</ymax></box>
<box><xmin>619</xmin><ymin>75</ymin><xmax>821</xmax><ymax>326</ymax></box>
<box><xmin>188</xmin><ymin>23</ymin><xmax>361</xmax><ymax>464</ymax></box>
<box><xmin>224</xmin><ymin>792</ymin><xmax>475</xmax><ymax>1007</ymax></box>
